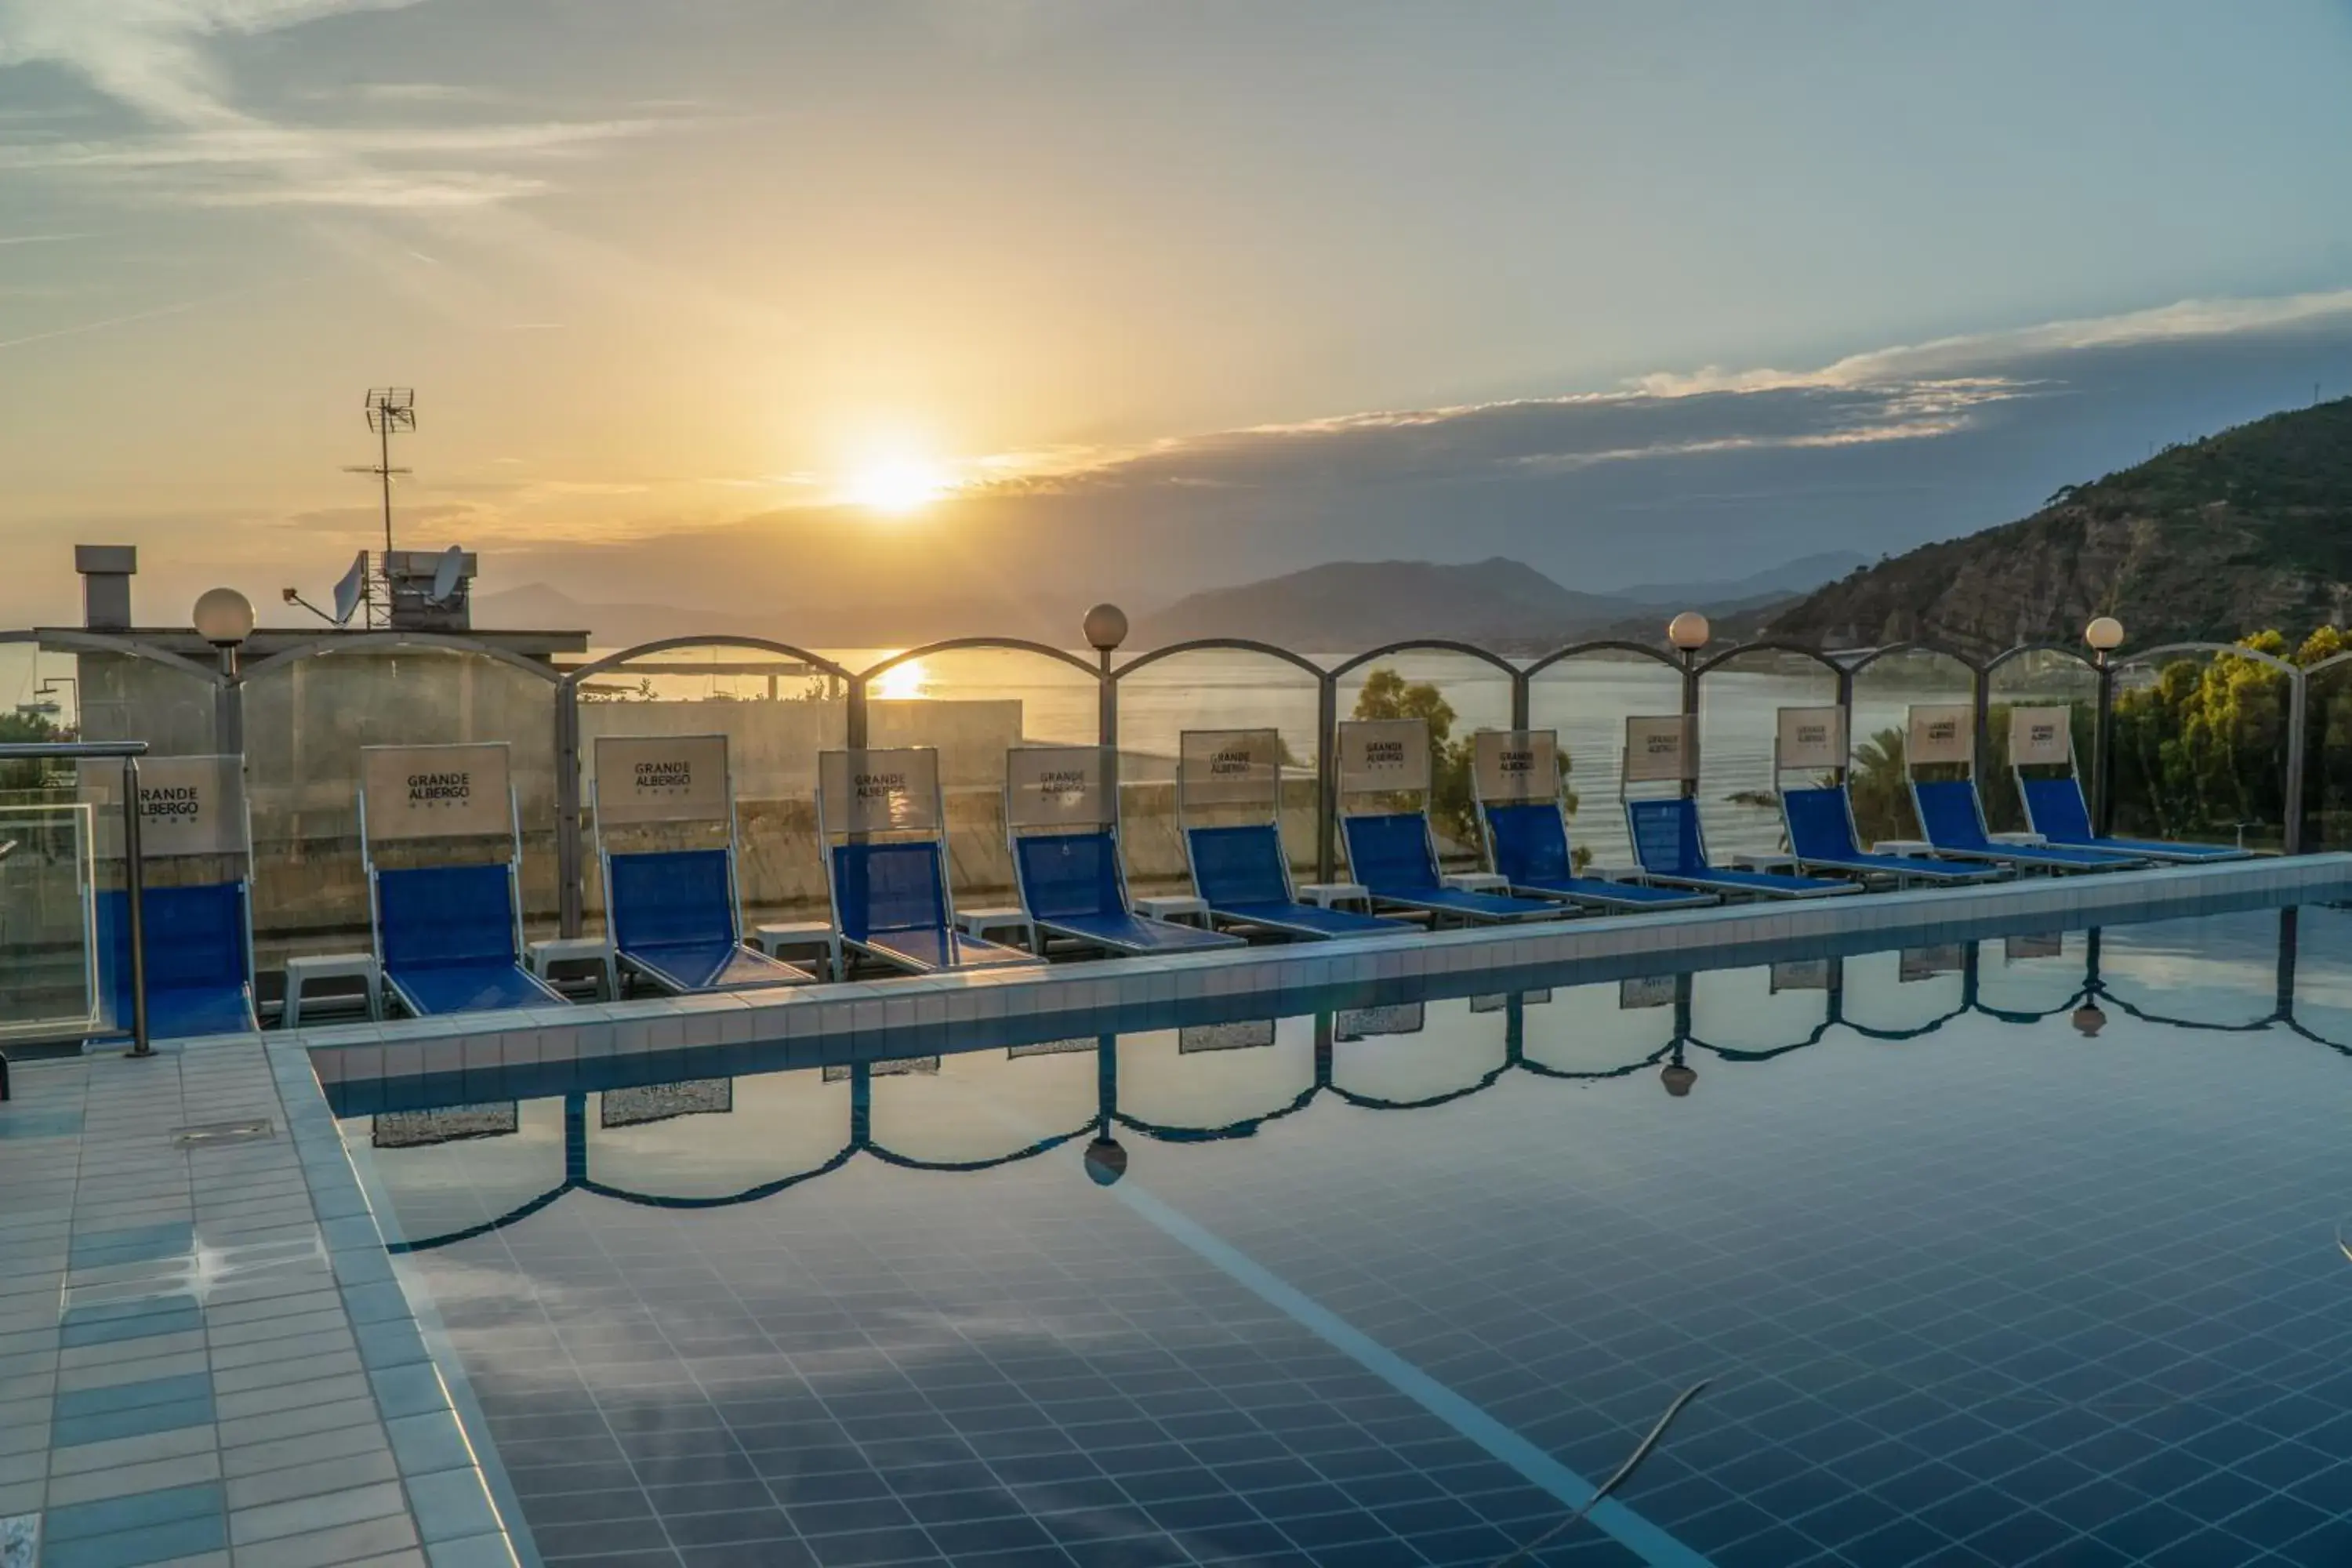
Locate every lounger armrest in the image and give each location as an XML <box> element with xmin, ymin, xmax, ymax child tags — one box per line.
<box><xmin>1441</xmin><ymin>872</ymin><xmax>1510</xmax><ymax>893</ymax></box>
<box><xmin>1988</xmin><ymin>831</ymin><xmax>2048</xmax><ymax>846</ymax></box>
<box><xmin>1871</xmin><ymin>839</ymin><xmax>1933</xmax><ymax>855</ymax></box>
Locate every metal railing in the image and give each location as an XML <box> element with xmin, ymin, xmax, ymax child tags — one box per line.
<box><xmin>0</xmin><ymin>739</ymin><xmax>151</xmax><ymax>1060</ymax></box>
<box><xmin>12</xmin><ymin>622</ymin><xmax>2326</xmax><ymax>949</ymax></box>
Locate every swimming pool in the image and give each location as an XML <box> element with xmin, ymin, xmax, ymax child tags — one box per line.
<box><xmin>331</xmin><ymin>893</ymin><xmax>2352</xmax><ymax>1568</ymax></box>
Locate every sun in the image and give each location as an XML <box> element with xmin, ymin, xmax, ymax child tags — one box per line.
<box><xmin>841</xmin><ymin>451</ymin><xmax>950</xmax><ymax>515</ymax></box>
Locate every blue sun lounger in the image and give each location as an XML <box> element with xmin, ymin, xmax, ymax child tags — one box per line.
<box><xmin>375</xmin><ymin>862</ymin><xmax>564</xmax><ymax>1015</ymax></box>
<box><xmin>1014</xmin><ymin>829</ymin><xmax>1244</xmax><ymax>958</ymax></box>
<box><xmin>822</xmin><ymin>746</ymin><xmax>1040</xmax><ymax>976</ymax></box>
<box><xmin>1479</xmin><ymin>800</ymin><xmax>1715</xmax><ymax>911</ymax></box>
<box><xmin>831</xmin><ymin>841</ymin><xmax>1037</xmax><ymax>974</ymax></box>
<box><xmin>1780</xmin><ymin>786</ymin><xmax>2002</xmax><ymax>886</ymax></box>
<box><xmin>1626</xmin><ymin>797</ymin><xmax>1857</xmax><ymax>898</ymax></box>
<box><xmin>1184</xmin><ymin>823</ymin><xmax>1414</xmax><ymax>938</ymax></box>
<box><xmin>593</xmin><ymin>733</ymin><xmax>814</xmax><ymax>992</ymax></box>
<box><xmin>1341</xmin><ymin>811</ymin><xmax>1562</xmax><ymax>923</ymax></box>
<box><xmin>2018</xmin><ymin>775</ymin><xmax>2251</xmax><ymax>862</ymax></box>
<box><xmin>1912</xmin><ymin>779</ymin><xmax>2144</xmax><ymax>872</ymax></box>
<box><xmin>1003</xmin><ymin>744</ymin><xmax>1244</xmax><ymax>959</ymax></box>
<box><xmin>607</xmin><ymin>848</ymin><xmax>814</xmax><ymax>992</ymax></box>
<box><xmin>97</xmin><ymin>882</ymin><xmax>259</xmax><ymax>1039</ymax></box>
<box><xmin>362</xmin><ymin>740</ymin><xmax>565</xmax><ymax>1017</ymax></box>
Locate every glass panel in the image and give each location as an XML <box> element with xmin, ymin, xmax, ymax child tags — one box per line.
<box><xmin>1689</xmin><ymin>963</ymin><xmax>1832</xmax><ymax>1054</ymax></box>
<box><xmin>1697</xmin><ymin>648</ymin><xmax>1840</xmax><ymax>862</ymax></box>
<box><xmin>575</xmin><ymin>643</ymin><xmax>849</xmax><ymax>931</ymax></box>
<box><xmin>588</xmin><ymin>1074</ymin><xmax>849</xmax><ymax>1201</ymax></box>
<box><xmin>44</xmin><ymin>644</ymin><xmax>218</xmax><ymax>757</ymax></box>
<box><xmin>1519</xmin><ymin>977</ymin><xmax>1672</xmax><ymax>1075</ymax></box>
<box><xmin>1333</xmin><ymin>649</ymin><xmax>1515</xmax><ymax>871</ymax></box>
<box><xmin>855</xmin><ymin>646</ymin><xmax>1099</xmax><ymax>912</ymax></box>
<box><xmin>241</xmin><ymin>645</ymin><xmax>561</xmax><ymax>960</ymax></box>
<box><xmin>2110</xmin><ymin>644</ymin><xmax>2292</xmax><ymax>851</ymax></box>
<box><xmin>1839</xmin><ymin>946</ymin><xmax>1967</xmax><ymax>1036</ymax></box>
<box><xmin>0</xmin><ymin>802</ymin><xmax>97</xmax><ymax>1042</ymax></box>
<box><xmin>1846</xmin><ymin>647</ymin><xmax>1978</xmax><ymax>845</ymax></box>
<box><xmin>1525</xmin><ymin>650</ymin><xmax>1682</xmax><ymax>870</ymax></box>
<box><xmin>2303</xmin><ymin>658</ymin><xmax>2352</xmax><ymax>852</ymax></box>
<box><xmin>1113</xmin><ymin>649</ymin><xmax>1323</xmax><ymax>895</ymax></box>
<box><xmin>1983</xmin><ymin>649</ymin><xmax>2100</xmax><ymax>833</ymax></box>
<box><xmin>1116</xmin><ymin>1018</ymin><xmax>1317</xmax><ymax>1134</ymax></box>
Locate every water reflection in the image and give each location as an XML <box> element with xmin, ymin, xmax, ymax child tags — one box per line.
<box><xmin>341</xmin><ymin>904</ymin><xmax>2352</xmax><ymax>1257</ymax></box>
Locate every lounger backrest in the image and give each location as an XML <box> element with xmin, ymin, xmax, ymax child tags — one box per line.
<box><xmin>377</xmin><ymin>863</ymin><xmax>521</xmax><ymax>969</ymax></box>
<box><xmin>608</xmin><ymin>848</ymin><xmax>735</xmax><ymax>949</ymax></box>
<box><xmin>1484</xmin><ymin>803</ymin><xmax>1570</xmax><ymax>883</ymax></box>
<box><xmin>98</xmin><ymin>882</ymin><xmax>246</xmax><ymax>997</ymax></box>
<box><xmin>2020</xmin><ymin>775</ymin><xmax>2093</xmax><ymax>841</ymax></box>
<box><xmin>1913</xmin><ymin>779</ymin><xmax>1991</xmax><ymax>850</ymax></box>
<box><xmin>1782</xmin><ymin>787</ymin><xmax>1862</xmax><ymax>860</ymax></box>
<box><xmin>1627</xmin><ymin>797</ymin><xmax>1705</xmax><ymax>877</ymax></box>
<box><xmin>1186</xmin><ymin>824</ymin><xmax>1290</xmax><ymax>906</ymax></box>
<box><xmin>1015</xmin><ymin>830</ymin><xmax>1122</xmax><ymax>920</ymax></box>
<box><xmin>1344</xmin><ymin>811</ymin><xmax>1440</xmax><ymax>891</ymax></box>
<box><xmin>831</xmin><ymin>841</ymin><xmax>949</xmax><ymax>940</ymax></box>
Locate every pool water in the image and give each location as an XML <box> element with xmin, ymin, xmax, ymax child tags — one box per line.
<box><xmin>339</xmin><ymin>904</ymin><xmax>2352</xmax><ymax>1568</ymax></box>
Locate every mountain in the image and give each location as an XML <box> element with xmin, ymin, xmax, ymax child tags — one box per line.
<box><xmin>1610</xmin><ymin>551</ymin><xmax>1871</xmax><ymax>607</ymax></box>
<box><xmin>1127</xmin><ymin>558</ymin><xmax>1631</xmax><ymax>648</ymax></box>
<box><xmin>1127</xmin><ymin>556</ymin><xmax>1869</xmax><ymax>649</ymax></box>
<box><xmin>1766</xmin><ymin>399</ymin><xmax>2352</xmax><ymax>658</ymax></box>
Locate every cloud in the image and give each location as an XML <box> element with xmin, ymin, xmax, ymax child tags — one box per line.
<box><xmin>0</xmin><ymin>0</ymin><xmax>680</xmax><ymax>209</ymax></box>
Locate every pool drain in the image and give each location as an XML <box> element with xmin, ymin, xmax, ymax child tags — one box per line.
<box><xmin>172</xmin><ymin>1118</ymin><xmax>275</xmax><ymax>1149</ymax></box>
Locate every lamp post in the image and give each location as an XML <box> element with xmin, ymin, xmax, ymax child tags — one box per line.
<box><xmin>1083</xmin><ymin>604</ymin><xmax>1127</xmax><ymax>804</ymax></box>
<box><xmin>1668</xmin><ymin>612</ymin><xmax>1710</xmax><ymax>799</ymax></box>
<box><xmin>194</xmin><ymin>588</ymin><xmax>256</xmax><ymax>759</ymax></box>
<box><xmin>2085</xmin><ymin>615</ymin><xmax>2124</xmax><ymax>837</ymax></box>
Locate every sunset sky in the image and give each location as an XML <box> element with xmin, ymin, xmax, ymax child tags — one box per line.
<box><xmin>5</xmin><ymin>2</ymin><xmax>2352</xmax><ymax>633</ymax></box>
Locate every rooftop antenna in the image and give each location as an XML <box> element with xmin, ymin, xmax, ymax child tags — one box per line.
<box><xmin>343</xmin><ymin>387</ymin><xmax>414</xmax><ymax>629</ymax></box>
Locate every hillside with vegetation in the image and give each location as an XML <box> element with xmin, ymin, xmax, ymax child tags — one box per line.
<box><xmin>1767</xmin><ymin>399</ymin><xmax>2352</xmax><ymax>657</ymax></box>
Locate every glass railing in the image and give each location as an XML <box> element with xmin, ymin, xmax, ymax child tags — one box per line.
<box><xmin>0</xmin><ymin>802</ymin><xmax>98</xmax><ymax>1043</ymax></box>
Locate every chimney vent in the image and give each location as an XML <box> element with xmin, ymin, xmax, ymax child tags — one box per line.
<box><xmin>75</xmin><ymin>544</ymin><xmax>136</xmax><ymax>630</ymax></box>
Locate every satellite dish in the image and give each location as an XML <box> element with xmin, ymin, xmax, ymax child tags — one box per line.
<box><xmin>426</xmin><ymin>545</ymin><xmax>465</xmax><ymax>607</ymax></box>
<box><xmin>332</xmin><ymin>550</ymin><xmax>369</xmax><ymax>626</ymax></box>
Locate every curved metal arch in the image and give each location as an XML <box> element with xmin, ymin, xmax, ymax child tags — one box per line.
<box><xmin>1324</xmin><ymin>638</ymin><xmax>1521</xmax><ymax>684</ymax></box>
<box><xmin>1512</xmin><ymin>1051</ymin><xmax>1666</xmax><ymax>1083</ymax></box>
<box><xmin>2299</xmin><ymin>648</ymin><xmax>2352</xmax><ymax>679</ymax></box>
<box><xmin>1522</xmin><ymin>639</ymin><xmax>1682</xmax><ymax>681</ymax></box>
<box><xmin>1692</xmin><ymin>639</ymin><xmax>1847</xmax><ymax>680</ymax></box>
<box><xmin>857</xmin><ymin>637</ymin><xmax>1100</xmax><ymax>684</ymax></box>
<box><xmin>2114</xmin><ymin>640</ymin><xmax>2299</xmax><ymax>677</ymax></box>
<box><xmin>1687</xmin><ymin>1019</ymin><xmax>1839</xmax><ymax>1061</ymax></box>
<box><xmin>1842</xmin><ymin>640</ymin><xmax>1986</xmax><ymax>679</ymax></box>
<box><xmin>863</xmin><ymin>1122</ymin><xmax>1095</xmax><ymax>1174</ymax></box>
<box><xmin>1112</xmin><ymin>637</ymin><xmax>1327</xmax><ymax>683</ymax></box>
<box><xmin>1981</xmin><ymin>642</ymin><xmax>2101</xmax><ymax>681</ymax></box>
<box><xmin>1116</xmin><ymin>1081</ymin><xmax>1324</xmax><ymax>1142</ymax></box>
<box><xmin>1325</xmin><ymin>1055</ymin><xmax>1515</xmax><ymax>1112</ymax></box>
<box><xmin>565</xmin><ymin>635</ymin><xmax>854</xmax><ymax>687</ymax></box>
<box><xmin>0</xmin><ymin>628</ymin><xmax>225</xmax><ymax>688</ymax></box>
<box><xmin>240</xmin><ymin>630</ymin><xmax>562</xmax><ymax>686</ymax></box>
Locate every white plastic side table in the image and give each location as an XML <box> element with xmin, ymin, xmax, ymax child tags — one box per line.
<box><xmin>527</xmin><ymin>936</ymin><xmax>618</xmax><ymax>1001</ymax></box>
<box><xmin>956</xmin><ymin>906</ymin><xmax>1036</xmax><ymax>950</ymax></box>
<box><xmin>1135</xmin><ymin>895</ymin><xmax>1210</xmax><ymax>927</ymax></box>
<box><xmin>1441</xmin><ymin>873</ymin><xmax>1510</xmax><ymax>894</ymax></box>
<box><xmin>753</xmin><ymin>921</ymin><xmax>844</xmax><ymax>982</ymax></box>
<box><xmin>281</xmin><ymin>953</ymin><xmax>382</xmax><ymax>1029</ymax></box>
<box><xmin>1298</xmin><ymin>882</ymin><xmax>1370</xmax><ymax>910</ymax></box>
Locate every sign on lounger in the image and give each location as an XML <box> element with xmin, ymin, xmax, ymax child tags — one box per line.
<box><xmin>1472</xmin><ymin>729</ymin><xmax>1559</xmax><ymax>803</ymax></box>
<box><xmin>1338</xmin><ymin>718</ymin><xmax>1431</xmax><ymax>796</ymax></box>
<box><xmin>1775</xmin><ymin>706</ymin><xmax>1847</xmax><ymax>771</ymax></box>
<box><xmin>361</xmin><ymin>742</ymin><xmax>513</xmax><ymax>840</ymax></box>
<box><xmin>79</xmin><ymin>753</ymin><xmax>246</xmax><ymax>858</ymax></box>
<box><xmin>1906</xmin><ymin>703</ymin><xmax>1974</xmax><ymax>768</ymax></box>
<box><xmin>1622</xmin><ymin>715</ymin><xmax>1693</xmax><ymax>783</ymax></box>
<box><xmin>1178</xmin><ymin>728</ymin><xmax>1282</xmax><ymax>811</ymax></box>
<box><xmin>1005</xmin><ymin>745</ymin><xmax>1113</xmax><ymax>829</ymax></box>
<box><xmin>2009</xmin><ymin>706</ymin><xmax>2074</xmax><ymax>768</ymax></box>
<box><xmin>593</xmin><ymin>734</ymin><xmax>731</xmax><ymax>825</ymax></box>
<box><xmin>818</xmin><ymin>747</ymin><xmax>942</xmax><ymax>834</ymax></box>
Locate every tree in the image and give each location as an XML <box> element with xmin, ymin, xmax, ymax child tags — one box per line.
<box><xmin>0</xmin><ymin>709</ymin><xmax>60</xmax><ymax>795</ymax></box>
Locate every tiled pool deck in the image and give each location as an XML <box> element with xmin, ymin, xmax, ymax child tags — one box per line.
<box><xmin>3</xmin><ymin>852</ymin><xmax>2349</xmax><ymax>1567</ymax></box>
